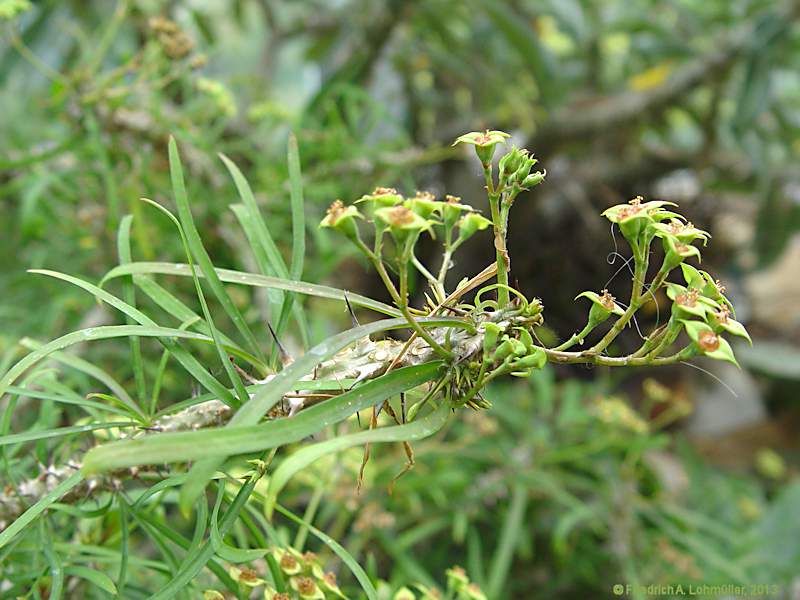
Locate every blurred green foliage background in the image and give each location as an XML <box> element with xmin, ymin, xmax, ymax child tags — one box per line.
<box><xmin>2</xmin><ymin>0</ymin><xmax>800</xmax><ymax>597</ymax></box>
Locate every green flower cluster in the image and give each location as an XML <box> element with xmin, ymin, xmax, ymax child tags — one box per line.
<box><xmin>204</xmin><ymin>547</ymin><xmax>344</xmax><ymax>600</ymax></box>
<box><xmin>393</xmin><ymin>565</ymin><xmax>487</xmax><ymax>600</ymax></box>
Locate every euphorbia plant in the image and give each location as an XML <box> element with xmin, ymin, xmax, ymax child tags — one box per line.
<box><xmin>0</xmin><ymin>130</ymin><xmax>749</xmax><ymax>597</ymax></box>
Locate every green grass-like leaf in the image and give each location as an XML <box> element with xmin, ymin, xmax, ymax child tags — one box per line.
<box><xmin>169</xmin><ymin>137</ymin><xmax>265</xmax><ymax>361</ymax></box>
<box><xmin>82</xmin><ymin>362</ymin><xmax>442</xmax><ymax>472</ymax></box>
<box><xmin>100</xmin><ymin>261</ymin><xmax>402</xmax><ymax>317</ymax></box>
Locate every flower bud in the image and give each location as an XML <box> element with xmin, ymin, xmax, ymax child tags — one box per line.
<box><xmin>522</xmin><ymin>170</ymin><xmax>546</xmax><ymax>188</ymax></box>
<box><xmin>511</xmin><ymin>347</ymin><xmax>546</xmax><ymax>370</ymax></box>
<box><xmin>481</xmin><ymin>322</ymin><xmax>503</xmax><ymax>356</ymax></box>
<box><xmin>499</xmin><ymin>147</ymin><xmax>525</xmax><ymax>177</ymax></box>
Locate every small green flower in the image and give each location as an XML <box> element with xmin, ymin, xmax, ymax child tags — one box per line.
<box><xmin>453</xmin><ymin>130</ymin><xmax>511</xmax><ymax>164</ymax></box>
<box><xmin>456</xmin><ymin>213</ymin><xmax>493</xmax><ymax>243</ymax></box>
<box><xmin>320</xmin><ymin>200</ymin><xmax>363</xmax><ymax>241</ymax></box>
<box><xmin>405</xmin><ymin>191</ymin><xmax>443</xmax><ymax>219</ymax></box>
<box><xmin>602</xmin><ymin>196</ymin><xmax>677</xmax><ymax>242</ymax></box>
<box><xmin>651</xmin><ymin>218</ymin><xmax>710</xmax><ymax>245</ymax></box>
<box><xmin>272</xmin><ymin>547</ymin><xmax>302</xmax><ymax>575</ymax></box>
<box><xmin>708</xmin><ymin>305</ymin><xmax>751</xmax><ymax>344</ymax></box>
<box><xmin>665</xmin><ymin>283</ymin><xmax>717</xmax><ymax>319</ymax></box>
<box><xmin>442</xmin><ymin>194</ymin><xmax>474</xmax><ymax>229</ymax></box>
<box><xmin>680</xmin><ymin>320</ymin><xmax>738</xmax><ymax>366</ymax></box>
<box><xmin>290</xmin><ymin>576</ymin><xmax>325</xmax><ymax>599</ymax></box>
<box><xmin>661</xmin><ymin>234</ymin><xmax>702</xmax><ymax>271</ymax></box>
<box><xmin>318</xmin><ymin>570</ymin><xmax>346</xmax><ymax>598</ymax></box>
<box><xmin>576</xmin><ymin>289</ymin><xmax>624</xmax><ymax>325</ymax></box>
<box><xmin>356</xmin><ymin>187</ymin><xmax>404</xmax><ymax>208</ymax></box>
<box><xmin>229</xmin><ymin>566</ymin><xmax>265</xmax><ymax>587</ymax></box>
<box><xmin>509</xmin><ymin>346</ymin><xmax>546</xmax><ymax>375</ymax></box>
<box><xmin>680</xmin><ymin>264</ymin><xmax>735</xmax><ymax>314</ymax></box>
<box><xmin>374</xmin><ymin>205</ymin><xmax>434</xmax><ymax>239</ymax></box>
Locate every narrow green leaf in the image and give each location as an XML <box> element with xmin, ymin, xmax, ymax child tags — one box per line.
<box><xmin>0</xmin><ymin>471</ymin><xmax>83</xmax><ymax>549</ymax></box>
<box><xmin>211</xmin><ymin>480</ymin><xmax>267</xmax><ymax>563</ymax></box>
<box><xmin>0</xmin><ymin>421</ymin><xmax>136</xmax><ymax>446</ymax></box>
<box><xmin>41</xmin><ymin>519</ymin><xmax>64</xmax><ymax>600</ymax></box>
<box><xmin>100</xmin><ymin>261</ymin><xmax>401</xmax><ymax>317</ymax></box>
<box><xmin>64</xmin><ymin>565</ymin><xmax>118</xmax><ymax>595</ymax></box>
<box><xmin>82</xmin><ymin>362</ymin><xmax>442</xmax><ymax>473</ymax></box>
<box><xmin>140</xmin><ymin>198</ymin><xmax>250</xmax><ymax>406</ymax></box>
<box><xmin>266</xmin><ymin>400</ymin><xmax>451</xmax><ymax>517</ymax></box>
<box><xmin>0</xmin><ymin>325</ymin><xmax>214</xmax><ymax>400</ymax></box>
<box><xmin>487</xmin><ymin>482</ymin><xmax>529</xmax><ymax>598</ymax></box>
<box><xmin>169</xmin><ymin>136</ymin><xmax>264</xmax><ymax>360</ymax></box>
<box><xmin>19</xmin><ymin>338</ymin><xmax>139</xmax><ymax>419</ymax></box>
<box><xmin>220</xmin><ymin>151</ymin><xmax>309</xmax><ymax>348</ymax></box>
<box><xmin>117</xmin><ymin>214</ymin><xmax>148</xmax><ymax>406</ymax></box>
<box><xmin>133</xmin><ymin>276</ymin><xmax>264</xmax><ymax>370</ymax></box>
<box><xmin>5</xmin><ymin>386</ymin><xmax>133</xmax><ymax>419</ymax></box>
<box><xmin>27</xmin><ymin>270</ymin><xmax>237</xmax><ymax>407</ymax></box>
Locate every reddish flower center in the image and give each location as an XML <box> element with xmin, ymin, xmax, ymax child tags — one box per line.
<box><xmin>387</xmin><ymin>206</ymin><xmax>415</xmax><ymax>226</ymax></box>
<box><xmin>698</xmin><ymin>330</ymin><xmax>720</xmax><ymax>352</ymax></box>
<box><xmin>280</xmin><ymin>554</ymin><xmax>298</xmax><ymax>570</ymax></box>
<box><xmin>599</xmin><ymin>289</ymin><xmax>616</xmax><ymax>311</ymax></box>
<box><xmin>676</xmin><ymin>289</ymin><xmax>698</xmax><ymax>307</ymax></box>
<box><xmin>296</xmin><ymin>576</ymin><xmax>316</xmax><ymax>595</ymax></box>
<box><xmin>373</xmin><ymin>187</ymin><xmax>397</xmax><ymax>196</ymax></box>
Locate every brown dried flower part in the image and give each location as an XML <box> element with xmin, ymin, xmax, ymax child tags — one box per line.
<box><xmin>385</xmin><ymin>205</ymin><xmax>416</xmax><ymax>226</ymax></box>
<box><xmin>697</xmin><ymin>330</ymin><xmax>720</xmax><ymax>352</ymax></box>
<box><xmin>280</xmin><ymin>553</ymin><xmax>298</xmax><ymax>571</ymax></box>
<box><xmin>676</xmin><ymin>288</ymin><xmax>699</xmax><ymax>307</ymax></box>
<box><xmin>714</xmin><ymin>305</ymin><xmax>731</xmax><ymax>323</ymax></box>
<box><xmin>666</xmin><ymin>219</ymin><xmax>686</xmax><ymax>235</ymax></box>
<box><xmin>326</xmin><ymin>199</ymin><xmax>346</xmax><ymax>220</ymax></box>
<box><xmin>302</xmin><ymin>551</ymin><xmax>317</xmax><ymax>563</ymax></box>
<box><xmin>446</xmin><ymin>194</ymin><xmax>462</xmax><ymax>204</ymax></box>
<box><xmin>295</xmin><ymin>576</ymin><xmax>317</xmax><ymax>595</ymax></box>
<box><xmin>599</xmin><ymin>289</ymin><xmax>616</xmax><ymax>311</ymax></box>
<box><xmin>237</xmin><ymin>567</ymin><xmax>259</xmax><ymax>585</ymax></box>
<box><xmin>617</xmin><ymin>196</ymin><xmax>644</xmax><ymax>220</ymax></box>
<box><xmin>373</xmin><ymin>187</ymin><xmax>398</xmax><ymax>196</ymax></box>
<box><xmin>415</xmin><ymin>190</ymin><xmax>436</xmax><ymax>201</ymax></box>
<box><xmin>715</xmin><ymin>279</ymin><xmax>727</xmax><ymax>294</ymax></box>
<box><xmin>274</xmin><ymin>594</ymin><xmax>291</xmax><ymax>600</ymax></box>
<box><xmin>323</xmin><ymin>572</ymin><xmax>337</xmax><ymax>587</ymax></box>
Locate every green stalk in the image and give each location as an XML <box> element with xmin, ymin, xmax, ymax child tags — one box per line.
<box><xmin>553</xmin><ymin>321</ymin><xmax>597</xmax><ymax>351</ymax></box>
<box><xmin>484</xmin><ymin>164</ymin><xmax>510</xmax><ymax>307</ymax></box>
